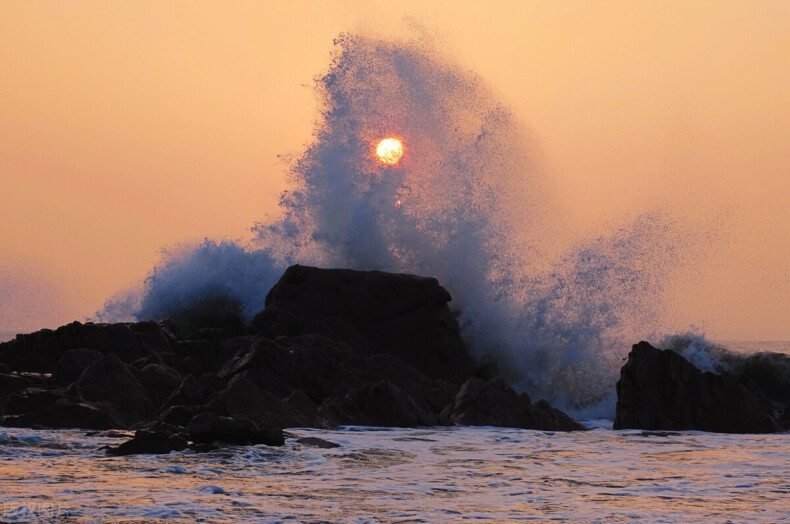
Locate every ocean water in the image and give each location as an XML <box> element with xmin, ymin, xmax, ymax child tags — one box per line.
<box><xmin>0</xmin><ymin>424</ymin><xmax>788</xmax><ymax>523</ymax></box>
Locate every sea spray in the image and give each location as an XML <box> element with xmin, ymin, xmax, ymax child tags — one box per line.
<box><xmin>97</xmin><ymin>240</ymin><xmax>281</xmax><ymax>325</ymax></box>
<box><xmin>98</xmin><ymin>33</ymin><xmax>703</xmax><ymax>416</ymax></box>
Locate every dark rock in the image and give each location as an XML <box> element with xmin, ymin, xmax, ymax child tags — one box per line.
<box><xmin>0</xmin><ymin>373</ymin><xmax>36</xmax><ymax>414</ymax></box>
<box><xmin>164</xmin><ymin>354</ymin><xmax>205</xmax><ymax>379</ymax></box>
<box><xmin>107</xmin><ymin>428</ymin><xmax>188</xmax><ymax>456</ymax></box>
<box><xmin>0</xmin><ymin>321</ymin><xmax>176</xmax><ymax>373</ymax></box>
<box><xmin>173</xmin><ymin>340</ymin><xmax>218</xmax><ymax>374</ymax></box>
<box><xmin>442</xmin><ymin>378</ymin><xmax>587</xmax><ymax>431</ymax></box>
<box><xmin>295</xmin><ymin>436</ymin><xmax>340</xmax><ymax>448</ymax></box>
<box><xmin>735</xmin><ymin>352</ymin><xmax>790</xmax><ymax>405</ymax></box>
<box><xmin>529</xmin><ymin>399</ymin><xmax>589</xmax><ymax>432</ymax></box>
<box><xmin>187</xmin><ymin>412</ymin><xmax>284</xmax><ymax>446</ymax></box>
<box><xmin>219</xmin><ymin>335</ymin><xmax>366</xmax><ymax>401</ymax></box>
<box><xmin>71</xmin><ymin>354</ymin><xmax>154</xmax><ymax>424</ymax></box>
<box><xmin>213</xmin><ymin>334</ymin><xmax>258</xmax><ymax>368</ymax></box>
<box><xmin>51</xmin><ymin>348</ymin><xmax>102</xmax><ymax>385</ymax></box>
<box><xmin>220</xmin><ymin>335</ymin><xmax>452</xmax><ymax>424</ymax></box>
<box><xmin>129</xmin><ymin>321</ymin><xmax>175</xmax><ymax>355</ymax></box>
<box><xmin>197</xmin><ymin>372</ymin><xmax>227</xmax><ymax>394</ymax></box>
<box><xmin>367</xmin><ymin>353</ymin><xmax>457</xmax><ymax>417</ymax></box>
<box><xmin>86</xmin><ymin>429</ymin><xmax>133</xmax><ymax>438</ymax></box>
<box><xmin>135</xmin><ymin>352</ymin><xmax>204</xmax><ymax>378</ymax></box>
<box><xmin>5</xmin><ymin>388</ymin><xmax>65</xmax><ymax>416</ymax></box>
<box><xmin>320</xmin><ymin>380</ymin><xmax>436</xmax><ymax>427</ymax></box>
<box><xmin>0</xmin><ymin>328</ymin><xmax>63</xmax><ymax>372</ymax></box>
<box><xmin>207</xmin><ymin>375</ymin><xmax>324</xmax><ymax>429</ymax></box>
<box><xmin>782</xmin><ymin>401</ymin><xmax>790</xmax><ymax>429</ymax></box>
<box><xmin>0</xmin><ymin>265</ymin><xmax>588</xmax><ymax>436</ymax></box>
<box><xmin>165</xmin><ymin>294</ymin><xmax>245</xmax><ymax>338</ymax></box>
<box><xmin>283</xmin><ymin>388</ymin><xmax>330</xmax><ymax>428</ymax></box>
<box><xmin>614</xmin><ymin>342</ymin><xmax>782</xmax><ymax>433</ymax></box>
<box><xmin>2</xmin><ymin>398</ymin><xmax>123</xmax><ymax>430</ymax></box>
<box><xmin>166</xmin><ymin>375</ymin><xmax>208</xmax><ymax>407</ymax></box>
<box><xmin>160</xmin><ymin>405</ymin><xmax>203</xmax><ymax>427</ymax></box>
<box><xmin>132</xmin><ymin>363</ymin><xmax>183</xmax><ymax>406</ymax></box>
<box><xmin>250</xmin><ymin>265</ymin><xmax>476</xmax><ymax>383</ymax></box>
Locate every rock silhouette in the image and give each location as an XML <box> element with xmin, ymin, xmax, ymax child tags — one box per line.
<box><xmin>614</xmin><ymin>341</ymin><xmax>785</xmax><ymax>433</ymax></box>
<box><xmin>0</xmin><ymin>265</ymin><xmax>586</xmax><ymax>454</ymax></box>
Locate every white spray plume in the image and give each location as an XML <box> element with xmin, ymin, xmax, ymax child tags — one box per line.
<box><xmin>98</xmin><ymin>34</ymin><xmax>707</xmax><ymax>416</ymax></box>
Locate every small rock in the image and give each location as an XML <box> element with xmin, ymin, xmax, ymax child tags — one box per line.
<box><xmin>107</xmin><ymin>429</ymin><xmax>188</xmax><ymax>456</ymax></box>
<box><xmin>187</xmin><ymin>412</ymin><xmax>284</xmax><ymax>446</ymax></box>
<box><xmin>295</xmin><ymin>436</ymin><xmax>340</xmax><ymax>449</ymax></box>
<box><xmin>160</xmin><ymin>405</ymin><xmax>203</xmax><ymax>427</ymax></box>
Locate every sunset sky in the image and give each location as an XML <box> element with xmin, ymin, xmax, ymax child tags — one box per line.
<box><xmin>1</xmin><ymin>1</ymin><xmax>788</xmax><ymax>340</ymax></box>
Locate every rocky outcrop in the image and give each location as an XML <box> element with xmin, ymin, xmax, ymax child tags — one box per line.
<box><xmin>187</xmin><ymin>413</ymin><xmax>284</xmax><ymax>446</ymax></box>
<box><xmin>0</xmin><ymin>321</ymin><xmax>175</xmax><ymax>372</ymax></box>
<box><xmin>250</xmin><ymin>265</ymin><xmax>476</xmax><ymax>384</ymax></box>
<box><xmin>0</xmin><ymin>265</ymin><xmax>587</xmax><ymax>454</ymax></box>
<box><xmin>614</xmin><ymin>342</ymin><xmax>783</xmax><ymax>433</ymax></box>
<box><xmin>442</xmin><ymin>378</ymin><xmax>587</xmax><ymax>431</ymax></box>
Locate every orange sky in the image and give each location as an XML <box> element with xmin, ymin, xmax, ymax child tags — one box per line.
<box><xmin>1</xmin><ymin>1</ymin><xmax>788</xmax><ymax>339</ymax></box>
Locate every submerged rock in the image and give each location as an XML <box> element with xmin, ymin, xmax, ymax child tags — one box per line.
<box><xmin>107</xmin><ymin>428</ymin><xmax>188</xmax><ymax>456</ymax></box>
<box><xmin>188</xmin><ymin>412</ymin><xmax>284</xmax><ymax>446</ymax></box>
<box><xmin>614</xmin><ymin>342</ymin><xmax>783</xmax><ymax>433</ymax></box>
<box><xmin>294</xmin><ymin>436</ymin><xmax>341</xmax><ymax>449</ymax></box>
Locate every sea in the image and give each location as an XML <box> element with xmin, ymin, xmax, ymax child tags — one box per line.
<box><xmin>0</xmin><ymin>423</ymin><xmax>788</xmax><ymax>523</ymax></box>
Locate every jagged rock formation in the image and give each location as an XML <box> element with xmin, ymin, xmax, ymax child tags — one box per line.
<box><xmin>614</xmin><ymin>341</ymin><xmax>785</xmax><ymax>433</ymax></box>
<box><xmin>0</xmin><ymin>265</ymin><xmax>586</xmax><ymax>454</ymax></box>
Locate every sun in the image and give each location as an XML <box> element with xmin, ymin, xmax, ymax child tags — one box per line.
<box><xmin>375</xmin><ymin>138</ymin><xmax>404</xmax><ymax>165</ymax></box>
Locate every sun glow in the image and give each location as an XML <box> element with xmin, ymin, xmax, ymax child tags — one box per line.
<box><xmin>375</xmin><ymin>138</ymin><xmax>404</xmax><ymax>165</ymax></box>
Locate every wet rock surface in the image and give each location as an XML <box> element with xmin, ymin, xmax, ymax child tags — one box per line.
<box><xmin>614</xmin><ymin>341</ymin><xmax>785</xmax><ymax>433</ymax></box>
<box><xmin>443</xmin><ymin>378</ymin><xmax>587</xmax><ymax>431</ymax></box>
<box><xmin>0</xmin><ymin>265</ymin><xmax>586</xmax><ymax>453</ymax></box>
<box><xmin>250</xmin><ymin>265</ymin><xmax>476</xmax><ymax>384</ymax></box>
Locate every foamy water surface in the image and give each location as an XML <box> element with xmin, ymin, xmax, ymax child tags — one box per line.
<box><xmin>0</xmin><ymin>424</ymin><xmax>787</xmax><ymax>523</ymax></box>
